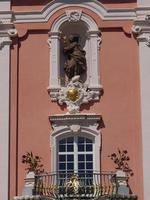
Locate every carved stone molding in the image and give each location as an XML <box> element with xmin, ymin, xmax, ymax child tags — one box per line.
<box><xmin>7</xmin><ymin>28</ymin><xmax>18</xmax><ymax>37</ymax></box>
<box><xmin>0</xmin><ymin>12</ymin><xmax>17</xmax><ymax>49</ymax></box>
<box><xmin>66</xmin><ymin>10</ymin><xmax>82</xmax><ymax>22</ymax></box>
<box><xmin>48</xmin><ymin>76</ymin><xmax>103</xmax><ymax>114</ymax></box>
<box><xmin>0</xmin><ymin>28</ymin><xmax>18</xmax><ymax>49</ymax></box>
<box><xmin>0</xmin><ymin>36</ymin><xmax>11</xmax><ymax>49</ymax></box>
<box><xmin>136</xmin><ymin>33</ymin><xmax>150</xmax><ymax>46</ymax></box>
<box><xmin>13</xmin><ymin>0</ymin><xmax>138</xmax><ymax>23</ymax></box>
<box><xmin>132</xmin><ymin>13</ymin><xmax>150</xmax><ymax>47</ymax></box>
<box><xmin>49</xmin><ymin>113</ymin><xmax>104</xmax><ymax>133</ymax></box>
<box><xmin>132</xmin><ymin>25</ymin><xmax>142</xmax><ymax>34</ymax></box>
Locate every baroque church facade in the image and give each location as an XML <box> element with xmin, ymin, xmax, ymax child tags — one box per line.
<box><xmin>0</xmin><ymin>0</ymin><xmax>150</xmax><ymax>200</ymax></box>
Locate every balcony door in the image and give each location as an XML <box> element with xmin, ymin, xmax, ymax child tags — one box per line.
<box><xmin>57</xmin><ymin>135</ymin><xmax>94</xmax><ymax>175</ymax></box>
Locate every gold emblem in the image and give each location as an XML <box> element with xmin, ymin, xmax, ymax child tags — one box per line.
<box><xmin>67</xmin><ymin>88</ymin><xmax>79</xmax><ymax>102</ymax></box>
<box><xmin>65</xmin><ymin>174</ymin><xmax>80</xmax><ymax>194</ymax></box>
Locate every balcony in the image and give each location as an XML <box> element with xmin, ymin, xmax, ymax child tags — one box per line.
<box><xmin>33</xmin><ymin>171</ymin><xmax>137</xmax><ymax>200</ymax></box>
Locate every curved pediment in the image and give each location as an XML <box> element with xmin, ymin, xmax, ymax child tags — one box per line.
<box><xmin>14</xmin><ymin>0</ymin><xmax>136</xmax><ymax>23</ymax></box>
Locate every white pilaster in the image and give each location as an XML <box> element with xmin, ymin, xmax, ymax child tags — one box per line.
<box><xmin>139</xmin><ymin>40</ymin><xmax>150</xmax><ymax>200</ymax></box>
<box><xmin>138</xmin><ymin>0</ymin><xmax>150</xmax><ymax>7</ymax></box>
<box><xmin>0</xmin><ymin>39</ymin><xmax>11</xmax><ymax>200</ymax></box>
<box><xmin>133</xmin><ymin>11</ymin><xmax>150</xmax><ymax>199</ymax></box>
<box><xmin>88</xmin><ymin>31</ymin><xmax>101</xmax><ymax>88</ymax></box>
<box><xmin>48</xmin><ymin>32</ymin><xmax>60</xmax><ymax>88</ymax></box>
<box><xmin>0</xmin><ymin>1</ymin><xmax>11</xmax><ymax>199</ymax></box>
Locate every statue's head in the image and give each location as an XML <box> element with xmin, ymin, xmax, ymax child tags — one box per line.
<box><xmin>69</xmin><ymin>35</ymin><xmax>75</xmax><ymax>42</ymax></box>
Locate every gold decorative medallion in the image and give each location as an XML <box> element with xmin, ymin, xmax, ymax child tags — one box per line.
<box><xmin>67</xmin><ymin>88</ymin><xmax>80</xmax><ymax>102</ymax></box>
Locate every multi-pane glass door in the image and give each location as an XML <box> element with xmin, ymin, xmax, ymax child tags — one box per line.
<box><xmin>58</xmin><ymin>135</ymin><xmax>94</xmax><ymax>185</ymax></box>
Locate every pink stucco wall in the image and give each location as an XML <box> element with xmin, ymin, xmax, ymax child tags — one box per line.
<box><xmin>10</xmin><ymin>1</ymin><xmax>143</xmax><ymax>200</ymax></box>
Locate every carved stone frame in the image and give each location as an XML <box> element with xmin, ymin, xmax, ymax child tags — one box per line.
<box><xmin>47</xmin><ymin>11</ymin><xmax>102</xmax><ymax>101</ymax></box>
<box><xmin>49</xmin><ymin>114</ymin><xmax>104</xmax><ymax>172</ymax></box>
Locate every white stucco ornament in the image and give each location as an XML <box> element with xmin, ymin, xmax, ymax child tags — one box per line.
<box><xmin>66</xmin><ymin>10</ymin><xmax>82</xmax><ymax>22</ymax></box>
<box><xmin>56</xmin><ymin>76</ymin><xmax>101</xmax><ymax>114</ymax></box>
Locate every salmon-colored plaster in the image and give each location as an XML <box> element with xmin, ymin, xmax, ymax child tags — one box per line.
<box><xmin>10</xmin><ymin>2</ymin><xmax>143</xmax><ymax>200</ymax></box>
<box><xmin>11</xmin><ymin>0</ymin><xmax>137</xmax><ymax>12</ymax></box>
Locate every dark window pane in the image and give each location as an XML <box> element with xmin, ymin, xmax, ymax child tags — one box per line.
<box><xmin>86</xmin><ymin>170</ymin><xmax>93</xmax><ymax>173</ymax></box>
<box><xmin>86</xmin><ymin>144</ymin><xmax>92</xmax><ymax>151</ymax></box>
<box><xmin>78</xmin><ymin>154</ymin><xmax>84</xmax><ymax>161</ymax></box>
<box><xmin>78</xmin><ymin>137</ymin><xmax>84</xmax><ymax>144</ymax></box>
<box><xmin>86</xmin><ymin>154</ymin><xmax>93</xmax><ymax>161</ymax></box>
<box><xmin>59</xmin><ymin>155</ymin><xmax>66</xmax><ymax>162</ymax></box>
<box><xmin>67</xmin><ymin>163</ymin><xmax>74</xmax><ymax>170</ymax></box>
<box><xmin>59</xmin><ymin>139</ymin><xmax>66</xmax><ymax>144</ymax></box>
<box><xmin>78</xmin><ymin>170</ymin><xmax>84</xmax><ymax>174</ymax></box>
<box><xmin>86</xmin><ymin>172</ymin><xmax>93</xmax><ymax>178</ymax></box>
<box><xmin>67</xmin><ymin>145</ymin><xmax>73</xmax><ymax>152</ymax></box>
<box><xmin>67</xmin><ymin>155</ymin><xmax>74</xmax><ymax>161</ymax></box>
<box><xmin>86</xmin><ymin>138</ymin><xmax>92</xmax><ymax>143</ymax></box>
<box><xmin>67</xmin><ymin>170</ymin><xmax>74</xmax><ymax>174</ymax></box>
<box><xmin>86</xmin><ymin>163</ymin><xmax>93</xmax><ymax>170</ymax></box>
<box><xmin>59</xmin><ymin>163</ymin><xmax>66</xmax><ymax>170</ymax></box>
<box><xmin>78</xmin><ymin>144</ymin><xmax>84</xmax><ymax>151</ymax></box>
<box><xmin>67</xmin><ymin>137</ymin><xmax>73</xmax><ymax>144</ymax></box>
<box><xmin>78</xmin><ymin>162</ymin><xmax>85</xmax><ymax>170</ymax></box>
<box><xmin>59</xmin><ymin>145</ymin><xmax>66</xmax><ymax>152</ymax></box>
<box><xmin>59</xmin><ymin>171</ymin><xmax>66</xmax><ymax>175</ymax></box>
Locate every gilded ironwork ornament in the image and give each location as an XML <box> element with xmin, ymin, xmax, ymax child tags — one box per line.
<box><xmin>65</xmin><ymin>174</ymin><xmax>80</xmax><ymax>194</ymax></box>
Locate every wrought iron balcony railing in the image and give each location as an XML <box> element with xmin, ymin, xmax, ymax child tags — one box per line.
<box><xmin>34</xmin><ymin>171</ymin><xmax>117</xmax><ymax>199</ymax></box>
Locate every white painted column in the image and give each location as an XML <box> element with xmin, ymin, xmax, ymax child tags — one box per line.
<box><xmin>0</xmin><ymin>2</ymin><xmax>11</xmax><ymax>200</ymax></box>
<box><xmin>137</xmin><ymin>1</ymin><xmax>150</xmax><ymax>199</ymax></box>
<box><xmin>139</xmin><ymin>39</ymin><xmax>150</xmax><ymax>200</ymax></box>
<box><xmin>0</xmin><ymin>38</ymin><xmax>11</xmax><ymax>200</ymax></box>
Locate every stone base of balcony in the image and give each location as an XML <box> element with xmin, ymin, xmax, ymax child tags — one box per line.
<box><xmin>14</xmin><ymin>194</ymin><xmax>137</xmax><ymax>200</ymax></box>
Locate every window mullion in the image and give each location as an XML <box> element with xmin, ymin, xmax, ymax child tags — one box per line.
<box><xmin>74</xmin><ymin>136</ymin><xmax>78</xmax><ymax>173</ymax></box>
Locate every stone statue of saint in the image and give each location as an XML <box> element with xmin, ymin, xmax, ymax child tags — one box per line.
<box><xmin>61</xmin><ymin>34</ymin><xmax>87</xmax><ymax>80</ymax></box>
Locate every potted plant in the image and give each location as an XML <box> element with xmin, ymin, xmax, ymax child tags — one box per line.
<box><xmin>22</xmin><ymin>151</ymin><xmax>44</xmax><ymax>196</ymax></box>
<box><xmin>22</xmin><ymin>151</ymin><xmax>44</xmax><ymax>175</ymax></box>
<box><xmin>108</xmin><ymin>148</ymin><xmax>133</xmax><ymax>177</ymax></box>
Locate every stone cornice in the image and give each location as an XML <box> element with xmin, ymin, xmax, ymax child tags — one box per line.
<box><xmin>0</xmin><ymin>11</ymin><xmax>14</xmax><ymax>27</ymax></box>
<box><xmin>13</xmin><ymin>0</ymin><xmax>137</xmax><ymax>23</ymax></box>
<box><xmin>2</xmin><ymin>1</ymin><xmax>150</xmax><ymax>24</ymax></box>
<box><xmin>49</xmin><ymin>113</ymin><xmax>105</xmax><ymax>130</ymax></box>
<box><xmin>49</xmin><ymin>113</ymin><xmax>103</xmax><ymax>122</ymax></box>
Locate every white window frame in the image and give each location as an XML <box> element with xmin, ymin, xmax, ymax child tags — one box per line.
<box><xmin>49</xmin><ymin>114</ymin><xmax>103</xmax><ymax>173</ymax></box>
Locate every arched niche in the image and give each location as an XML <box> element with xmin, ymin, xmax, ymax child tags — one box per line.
<box><xmin>48</xmin><ymin>10</ymin><xmax>102</xmax><ymax>101</ymax></box>
<box><xmin>59</xmin><ymin>20</ymin><xmax>88</xmax><ymax>85</ymax></box>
